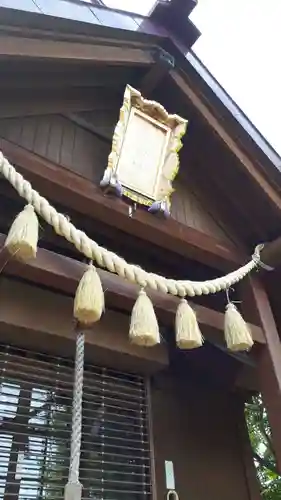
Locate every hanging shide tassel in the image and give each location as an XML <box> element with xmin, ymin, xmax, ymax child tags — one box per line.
<box><xmin>224</xmin><ymin>302</ymin><xmax>254</xmax><ymax>352</ymax></box>
<box><xmin>129</xmin><ymin>289</ymin><xmax>160</xmax><ymax>347</ymax></box>
<box><xmin>73</xmin><ymin>263</ymin><xmax>104</xmax><ymax>325</ymax></box>
<box><xmin>4</xmin><ymin>204</ymin><xmax>39</xmax><ymax>261</ymax></box>
<box><xmin>175</xmin><ymin>298</ymin><xmax>203</xmax><ymax>349</ymax></box>
<box><xmin>64</xmin><ymin>330</ymin><xmax>84</xmax><ymax>500</ymax></box>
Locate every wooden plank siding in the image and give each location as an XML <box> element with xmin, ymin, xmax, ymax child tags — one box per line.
<box><xmin>0</xmin><ymin>115</ymin><xmax>108</xmax><ymax>184</ymax></box>
<box><xmin>151</xmin><ymin>374</ymin><xmax>256</xmax><ymax>500</ymax></box>
<box><xmin>0</xmin><ymin>113</ymin><xmax>232</xmax><ymax>243</ymax></box>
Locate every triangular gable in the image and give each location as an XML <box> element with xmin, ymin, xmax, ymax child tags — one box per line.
<box><xmin>0</xmin><ymin>113</ymin><xmax>235</xmax><ymax>247</ymax></box>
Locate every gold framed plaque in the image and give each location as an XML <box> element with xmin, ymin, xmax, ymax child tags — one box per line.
<box><xmin>100</xmin><ymin>85</ymin><xmax>188</xmax><ymax>213</ymax></box>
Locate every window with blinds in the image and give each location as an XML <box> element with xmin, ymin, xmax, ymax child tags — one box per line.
<box><xmin>0</xmin><ymin>345</ymin><xmax>152</xmax><ymax>499</ymax></box>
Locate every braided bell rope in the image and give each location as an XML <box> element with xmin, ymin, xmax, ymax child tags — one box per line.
<box><xmin>0</xmin><ymin>151</ymin><xmax>263</xmax><ymax>297</ymax></box>
<box><xmin>67</xmin><ymin>330</ymin><xmax>84</xmax><ymax>487</ymax></box>
<box><xmin>167</xmin><ymin>492</ymin><xmax>179</xmax><ymax>500</ymax></box>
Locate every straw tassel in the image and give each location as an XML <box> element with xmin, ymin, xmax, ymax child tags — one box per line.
<box><xmin>74</xmin><ymin>263</ymin><xmax>104</xmax><ymax>325</ymax></box>
<box><xmin>5</xmin><ymin>204</ymin><xmax>39</xmax><ymax>261</ymax></box>
<box><xmin>129</xmin><ymin>289</ymin><xmax>160</xmax><ymax>347</ymax></box>
<box><xmin>175</xmin><ymin>298</ymin><xmax>203</xmax><ymax>349</ymax></box>
<box><xmin>224</xmin><ymin>302</ymin><xmax>254</xmax><ymax>351</ymax></box>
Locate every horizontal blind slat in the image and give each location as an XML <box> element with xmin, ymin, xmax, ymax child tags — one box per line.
<box><xmin>0</xmin><ymin>344</ymin><xmax>152</xmax><ymax>499</ymax></box>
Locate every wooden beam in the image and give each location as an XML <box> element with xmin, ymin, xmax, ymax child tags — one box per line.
<box><xmin>0</xmin><ymin>277</ymin><xmax>168</xmax><ymax>374</ymax></box>
<box><xmin>0</xmin><ymin>139</ymin><xmax>242</xmax><ymax>271</ymax></box>
<box><xmin>0</xmin><ymin>65</ymin><xmax>137</xmax><ymax>91</ymax></box>
<box><xmin>140</xmin><ymin>49</ymin><xmax>175</xmax><ymax>96</ymax></box>
<box><xmin>0</xmin><ymin>87</ymin><xmax>120</xmax><ymax>119</ymax></box>
<box><xmin>236</xmin><ymin>401</ymin><xmax>262</xmax><ymax>500</ymax></box>
<box><xmin>0</xmin><ymin>34</ymin><xmax>153</xmax><ymax>66</ymax></box>
<box><xmin>66</xmin><ymin>113</ymin><xmax>112</xmax><ymax>143</ymax></box>
<box><xmin>150</xmin><ymin>0</ymin><xmax>200</xmax><ymax>49</ymax></box>
<box><xmin>249</xmin><ymin>276</ymin><xmax>281</xmax><ymax>472</ymax></box>
<box><xmin>171</xmin><ymin>71</ymin><xmax>281</xmax><ymax>212</ymax></box>
<box><xmin>0</xmin><ymin>234</ymin><xmax>264</xmax><ymax>343</ymax></box>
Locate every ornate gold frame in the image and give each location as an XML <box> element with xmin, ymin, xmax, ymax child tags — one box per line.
<box><xmin>100</xmin><ymin>85</ymin><xmax>187</xmax><ymax>212</ymax></box>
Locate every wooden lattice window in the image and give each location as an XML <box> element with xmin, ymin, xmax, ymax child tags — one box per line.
<box><xmin>0</xmin><ymin>345</ymin><xmax>152</xmax><ymax>499</ymax></box>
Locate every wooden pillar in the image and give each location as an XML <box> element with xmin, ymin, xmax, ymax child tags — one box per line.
<box><xmin>249</xmin><ymin>276</ymin><xmax>281</xmax><ymax>473</ymax></box>
<box><xmin>236</xmin><ymin>400</ymin><xmax>262</xmax><ymax>500</ymax></box>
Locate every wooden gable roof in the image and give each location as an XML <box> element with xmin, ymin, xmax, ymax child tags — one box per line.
<box><xmin>3</xmin><ymin>2</ymin><xmax>281</xmax><ymax>400</ymax></box>
<box><xmin>0</xmin><ymin>2</ymin><xmax>280</xmax><ymax>257</ymax></box>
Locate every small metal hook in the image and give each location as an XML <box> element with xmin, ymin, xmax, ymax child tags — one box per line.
<box><xmin>226</xmin><ymin>287</ymin><xmax>233</xmax><ymax>304</ymax></box>
<box><xmin>226</xmin><ymin>286</ymin><xmax>241</xmax><ymax>305</ymax></box>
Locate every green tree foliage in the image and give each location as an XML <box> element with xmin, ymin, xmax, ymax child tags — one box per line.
<box><xmin>245</xmin><ymin>395</ymin><xmax>281</xmax><ymax>499</ymax></box>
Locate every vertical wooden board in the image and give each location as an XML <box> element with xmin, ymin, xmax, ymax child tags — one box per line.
<box><xmin>71</xmin><ymin>125</ymin><xmax>95</xmax><ymax>182</ymax></box>
<box><xmin>248</xmin><ymin>276</ymin><xmax>281</xmax><ymax>473</ymax></box>
<box><xmin>150</xmin><ymin>375</ymin><xmax>251</xmax><ymax>500</ymax></box>
<box><xmin>20</xmin><ymin>116</ymin><xmax>37</xmax><ymax>151</ymax></box>
<box><xmin>0</xmin><ymin>114</ymin><xmax>110</xmax><ymax>184</ymax></box>
<box><xmin>46</xmin><ymin>115</ymin><xmax>64</xmax><ymax>165</ymax></box>
<box><xmin>237</xmin><ymin>402</ymin><xmax>262</xmax><ymax>500</ymax></box>
<box><xmin>183</xmin><ymin>183</ymin><xmax>196</xmax><ymax>229</ymax></box>
<box><xmin>0</xmin><ymin>117</ymin><xmax>23</xmax><ymax>144</ymax></box>
<box><xmin>71</xmin><ymin>124</ymin><xmax>108</xmax><ymax>183</ymax></box>
<box><xmin>33</xmin><ymin>115</ymin><xmax>51</xmax><ymax>158</ymax></box>
<box><xmin>171</xmin><ymin>178</ymin><xmax>232</xmax><ymax>243</ymax></box>
<box><xmin>77</xmin><ymin>108</ymin><xmax>119</xmax><ymax>138</ymax></box>
<box><xmin>60</xmin><ymin>117</ymin><xmax>76</xmax><ymax>168</ymax></box>
<box><xmin>9</xmin><ymin>119</ymin><xmax>24</xmax><ymax>144</ymax></box>
<box><xmin>171</xmin><ymin>181</ymin><xmax>194</xmax><ymax>227</ymax></box>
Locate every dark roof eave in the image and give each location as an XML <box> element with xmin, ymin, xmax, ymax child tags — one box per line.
<box><xmin>150</xmin><ymin>0</ymin><xmax>200</xmax><ymax>48</ymax></box>
<box><xmin>0</xmin><ymin>6</ymin><xmax>164</xmax><ymax>46</ymax></box>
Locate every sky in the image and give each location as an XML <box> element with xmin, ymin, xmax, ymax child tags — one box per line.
<box><xmin>190</xmin><ymin>0</ymin><xmax>281</xmax><ymax>156</ymax></box>
<box><xmin>104</xmin><ymin>0</ymin><xmax>281</xmax><ymax>156</ymax></box>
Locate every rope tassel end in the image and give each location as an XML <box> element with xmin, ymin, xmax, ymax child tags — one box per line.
<box><xmin>129</xmin><ymin>289</ymin><xmax>160</xmax><ymax>347</ymax></box>
<box><xmin>5</xmin><ymin>204</ymin><xmax>39</xmax><ymax>261</ymax></box>
<box><xmin>175</xmin><ymin>299</ymin><xmax>203</xmax><ymax>349</ymax></box>
<box><xmin>224</xmin><ymin>302</ymin><xmax>253</xmax><ymax>352</ymax></box>
<box><xmin>64</xmin><ymin>481</ymin><xmax>82</xmax><ymax>500</ymax></box>
<box><xmin>74</xmin><ymin>263</ymin><xmax>104</xmax><ymax>325</ymax></box>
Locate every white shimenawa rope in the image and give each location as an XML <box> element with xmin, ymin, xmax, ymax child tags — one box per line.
<box><xmin>65</xmin><ymin>331</ymin><xmax>84</xmax><ymax>498</ymax></box>
<box><xmin>0</xmin><ymin>151</ymin><xmax>263</xmax><ymax>297</ymax></box>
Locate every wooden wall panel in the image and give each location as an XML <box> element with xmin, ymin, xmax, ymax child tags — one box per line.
<box><xmin>171</xmin><ymin>179</ymin><xmax>228</xmax><ymax>240</ymax></box>
<box><xmin>151</xmin><ymin>374</ymin><xmax>258</xmax><ymax>500</ymax></box>
<box><xmin>0</xmin><ymin>115</ymin><xmax>108</xmax><ymax>183</ymax></box>
<box><xmin>78</xmin><ymin>109</ymin><xmax>118</xmax><ymax>139</ymax></box>
<box><xmin>0</xmin><ymin>114</ymin><xmax>232</xmax><ymax>243</ymax></box>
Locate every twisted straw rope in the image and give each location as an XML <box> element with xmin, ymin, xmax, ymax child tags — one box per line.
<box><xmin>0</xmin><ymin>151</ymin><xmax>262</xmax><ymax>297</ymax></box>
<box><xmin>167</xmin><ymin>492</ymin><xmax>179</xmax><ymax>500</ymax></box>
<box><xmin>68</xmin><ymin>330</ymin><xmax>84</xmax><ymax>485</ymax></box>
